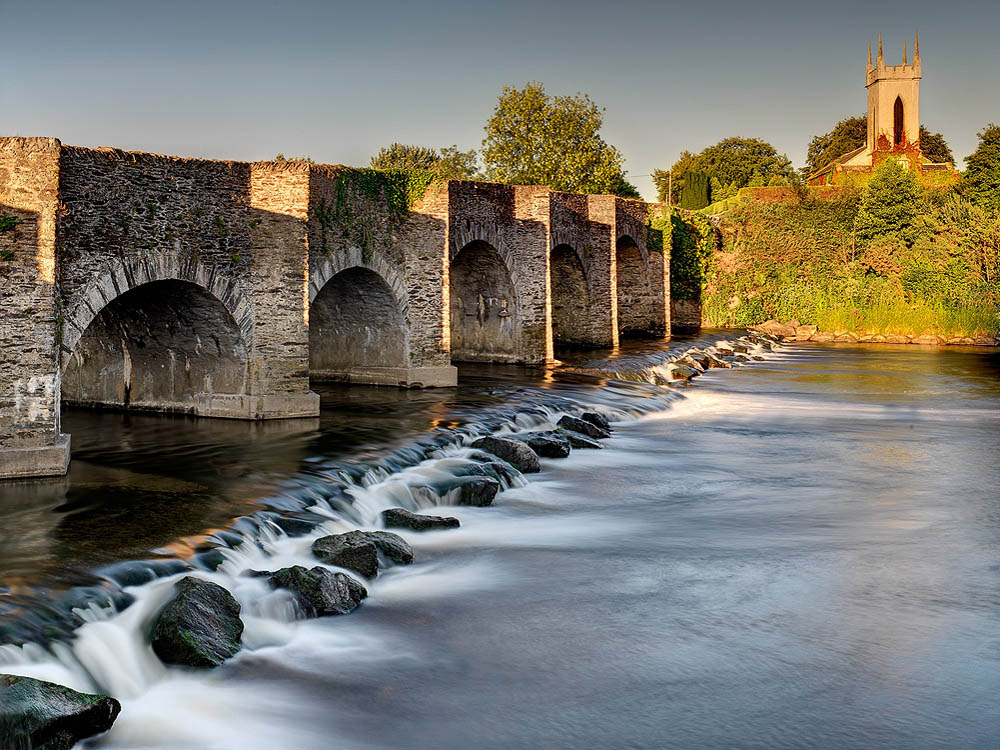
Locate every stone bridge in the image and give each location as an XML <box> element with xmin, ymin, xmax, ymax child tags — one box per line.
<box><xmin>0</xmin><ymin>137</ymin><xmax>671</xmax><ymax>479</ymax></box>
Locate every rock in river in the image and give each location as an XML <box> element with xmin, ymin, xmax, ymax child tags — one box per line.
<box><xmin>151</xmin><ymin>576</ymin><xmax>243</xmax><ymax>668</ymax></box>
<box><xmin>382</xmin><ymin>508</ymin><xmax>461</xmax><ymax>531</ymax></box>
<box><xmin>470</xmin><ymin>436</ymin><xmax>541</xmax><ymax>474</ymax></box>
<box><xmin>362</xmin><ymin>531</ymin><xmax>414</xmax><ymax>565</ymax></box>
<box><xmin>312</xmin><ymin>531</ymin><xmax>379</xmax><ymax>578</ymax></box>
<box><xmin>558</xmin><ymin>429</ymin><xmax>603</xmax><ymax>449</ymax></box>
<box><xmin>0</xmin><ymin>673</ymin><xmax>121</xmax><ymax>750</ymax></box>
<box><xmin>557</xmin><ymin>414</ymin><xmax>610</xmax><ymax>440</ymax></box>
<box><xmin>521</xmin><ymin>430</ymin><xmax>572</xmax><ymax>458</ymax></box>
<box><xmin>453</xmin><ymin>475</ymin><xmax>500</xmax><ymax>506</ymax></box>
<box><xmin>268</xmin><ymin>566</ymin><xmax>367</xmax><ymax>617</ymax></box>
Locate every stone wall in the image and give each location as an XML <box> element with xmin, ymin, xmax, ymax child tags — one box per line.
<box><xmin>447</xmin><ymin>182</ymin><xmax>550</xmax><ymax>364</ymax></box>
<box><xmin>0</xmin><ymin>137</ymin><xmax>66</xmax><ymax>476</ymax></box>
<box><xmin>550</xmin><ymin>193</ymin><xmax>615</xmax><ymax>348</ymax></box>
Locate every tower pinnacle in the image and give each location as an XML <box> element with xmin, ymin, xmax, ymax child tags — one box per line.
<box><xmin>903</xmin><ymin>38</ymin><xmax>908</xmax><ymax>64</ymax></box>
<box><xmin>877</xmin><ymin>32</ymin><xmax>884</xmax><ymax>66</ymax></box>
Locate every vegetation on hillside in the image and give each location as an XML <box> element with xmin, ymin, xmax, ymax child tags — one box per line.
<box><xmin>672</xmin><ymin>150</ymin><xmax>1000</xmax><ymax>338</ymax></box>
<box><xmin>960</xmin><ymin>123</ymin><xmax>1000</xmax><ymax>214</ymax></box>
<box><xmin>482</xmin><ymin>82</ymin><xmax>638</xmax><ymax>197</ymax></box>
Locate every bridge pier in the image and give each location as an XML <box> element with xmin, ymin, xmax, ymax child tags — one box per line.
<box><xmin>0</xmin><ymin>138</ymin><xmax>71</xmax><ymax>478</ymax></box>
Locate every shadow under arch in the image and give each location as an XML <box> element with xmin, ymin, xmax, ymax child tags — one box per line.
<box><xmin>450</xmin><ymin>240</ymin><xmax>519</xmax><ymax>362</ymax></box>
<box><xmin>62</xmin><ymin>278</ymin><xmax>250</xmax><ymax>413</ymax></box>
<box><xmin>616</xmin><ymin>234</ymin><xmax>656</xmax><ymax>336</ymax></box>
<box><xmin>309</xmin><ymin>264</ymin><xmax>410</xmax><ymax>384</ymax></box>
<box><xmin>550</xmin><ymin>243</ymin><xmax>591</xmax><ymax>348</ymax></box>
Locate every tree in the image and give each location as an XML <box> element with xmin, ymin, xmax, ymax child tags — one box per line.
<box><xmin>805</xmin><ymin>115</ymin><xmax>954</xmax><ymax>174</ymax></box>
<box><xmin>370</xmin><ymin>143</ymin><xmax>440</xmax><ymax>171</ymax></box>
<box><xmin>920</xmin><ymin>128</ymin><xmax>954</xmax><ymax>164</ymax></box>
<box><xmin>961</xmin><ymin>123</ymin><xmax>1000</xmax><ymax>214</ymax></box>
<box><xmin>274</xmin><ymin>153</ymin><xmax>315</xmax><ymax>163</ymax></box>
<box><xmin>655</xmin><ymin>138</ymin><xmax>794</xmax><ymax>204</ymax></box>
<box><xmin>853</xmin><ymin>158</ymin><xmax>923</xmax><ymax>245</ymax></box>
<box><xmin>436</xmin><ymin>145</ymin><xmax>480</xmax><ymax>180</ymax></box>
<box><xmin>805</xmin><ymin>115</ymin><xmax>867</xmax><ymax>175</ymax></box>
<box><xmin>679</xmin><ymin>170</ymin><xmax>710</xmax><ymax>210</ymax></box>
<box><xmin>369</xmin><ymin>143</ymin><xmax>480</xmax><ymax>179</ymax></box>
<box><xmin>482</xmin><ymin>82</ymin><xmax>627</xmax><ymax>194</ymax></box>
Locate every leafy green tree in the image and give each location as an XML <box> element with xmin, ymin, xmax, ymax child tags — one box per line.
<box><xmin>482</xmin><ymin>82</ymin><xmax>627</xmax><ymax>194</ymax></box>
<box><xmin>274</xmin><ymin>153</ymin><xmax>315</xmax><ymax>163</ymax></box>
<box><xmin>961</xmin><ymin>123</ymin><xmax>1000</xmax><ymax>214</ymax></box>
<box><xmin>920</xmin><ymin>129</ymin><xmax>954</xmax><ymax>164</ymax></box>
<box><xmin>679</xmin><ymin>170</ymin><xmax>711</xmax><ymax>210</ymax></box>
<box><xmin>436</xmin><ymin>145</ymin><xmax>480</xmax><ymax>180</ymax></box>
<box><xmin>805</xmin><ymin>115</ymin><xmax>954</xmax><ymax>174</ymax></box>
<box><xmin>369</xmin><ymin>143</ymin><xmax>480</xmax><ymax>179</ymax></box>
<box><xmin>656</xmin><ymin>138</ymin><xmax>794</xmax><ymax>203</ymax></box>
<box><xmin>370</xmin><ymin>143</ymin><xmax>440</xmax><ymax>171</ymax></box>
<box><xmin>805</xmin><ymin>115</ymin><xmax>867</xmax><ymax>175</ymax></box>
<box><xmin>853</xmin><ymin>159</ymin><xmax>923</xmax><ymax>245</ymax></box>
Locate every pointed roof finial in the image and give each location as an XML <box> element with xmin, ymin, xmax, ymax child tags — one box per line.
<box><xmin>903</xmin><ymin>38</ymin><xmax>908</xmax><ymax>64</ymax></box>
<box><xmin>868</xmin><ymin>39</ymin><xmax>873</xmax><ymax>66</ymax></box>
<box><xmin>877</xmin><ymin>31</ymin><xmax>884</xmax><ymax>65</ymax></box>
<box><xmin>914</xmin><ymin>29</ymin><xmax>920</xmax><ymax>59</ymax></box>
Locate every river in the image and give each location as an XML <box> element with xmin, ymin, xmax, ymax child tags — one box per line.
<box><xmin>1</xmin><ymin>334</ymin><xmax>998</xmax><ymax>749</ymax></box>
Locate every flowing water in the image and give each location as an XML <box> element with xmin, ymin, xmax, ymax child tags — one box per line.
<box><xmin>1</xmin><ymin>333</ymin><xmax>998</xmax><ymax>749</ymax></box>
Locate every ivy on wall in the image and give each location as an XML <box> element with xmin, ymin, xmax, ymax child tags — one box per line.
<box><xmin>669</xmin><ymin>209</ymin><xmax>716</xmax><ymax>301</ymax></box>
<box><xmin>313</xmin><ymin>168</ymin><xmax>438</xmax><ymax>261</ymax></box>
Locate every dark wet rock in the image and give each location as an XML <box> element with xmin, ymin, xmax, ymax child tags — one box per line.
<box><xmin>382</xmin><ymin>508</ymin><xmax>460</xmax><ymax>531</ymax></box>
<box><xmin>557</xmin><ymin>415</ymin><xmax>610</xmax><ymax>440</ymax></box>
<box><xmin>268</xmin><ymin>565</ymin><xmax>366</xmax><ymax>617</ymax></box>
<box><xmin>521</xmin><ymin>430</ymin><xmax>571</xmax><ymax>458</ymax></box>
<box><xmin>453</xmin><ymin>476</ymin><xmax>500</xmax><ymax>506</ymax></box>
<box><xmin>704</xmin><ymin>354</ymin><xmax>732</xmax><ymax>369</ymax></box>
<box><xmin>463</xmin><ymin>453</ymin><xmax>519</xmax><ymax>484</ymax></box>
<box><xmin>192</xmin><ymin>549</ymin><xmax>227</xmax><ymax>572</ymax></box>
<box><xmin>580</xmin><ymin>412</ymin><xmax>612</xmax><ymax>432</ymax></box>
<box><xmin>151</xmin><ymin>577</ymin><xmax>243</xmax><ymax>668</ymax></box>
<box><xmin>362</xmin><ymin>531</ymin><xmax>414</xmax><ymax>565</ymax></box>
<box><xmin>0</xmin><ymin>673</ymin><xmax>121</xmax><ymax>750</ymax></box>
<box><xmin>98</xmin><ymin>559</ymin><xmax>190</xmax><ymax>588</ymax></box>
<box><xmin>687</xmin><ymin>351</ymin><xmax>712</xmax><ymax>369</ymax></box>
<box><xmin>271</xmin><ymin>516</ymin><xmax>320</xmax><ymax>537</ymax></box>
<box><xmin>470</xmin><ymin>436</ymin><xmax>540</xmax><ymax>474</ymax></box>
<box><xmin>670</xmin><ymin>364</ymin><xmax>699</xmax><ymax>381</ymax></box>
<box><xmin>312</xmin><ymin>532</ymin><xmax>379</xmax><ymax>578</ymax></box>
<box><xmin>210</xmin><ymin>530</ymin><xmax>245</xmax><ymax>548</ymax></box>
<box><xmin>558</xmin><ymin>429</ymin><xmax>604</xmax><ymax>449</ymax></box>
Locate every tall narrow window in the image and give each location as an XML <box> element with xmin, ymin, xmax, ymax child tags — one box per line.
<box><xmin>893</xmin><ymin>96</ymin><xmax>904</xmax><ymax>145</ymax></box>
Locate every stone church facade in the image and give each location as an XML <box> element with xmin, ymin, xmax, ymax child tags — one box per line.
<box><xmin>810</xmin><ymin>32</ymin><xmax>957</xmax><ymax>184</ymax></box>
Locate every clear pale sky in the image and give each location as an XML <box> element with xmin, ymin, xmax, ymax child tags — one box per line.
<box><xmin>2</xmin><ymin>0</ymin><xmax>997</xmax><ymax>200</ymax></box>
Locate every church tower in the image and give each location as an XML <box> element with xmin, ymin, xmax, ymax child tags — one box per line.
<box><xmin>865</xmin><ymin>31</ymin><xmax>922</xmax><ymax>163</ymax></box>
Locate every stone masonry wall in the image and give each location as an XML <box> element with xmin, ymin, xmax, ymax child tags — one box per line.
<box><xmin>0</xmin><ymin>137</ymin><xmax>62</xmax><ymax>449</ymax></box>
<box><xmin>448</xmin><ymin>182</ymin><xmax>550</xmax><ymax>363</ymax></box>
<box><xmin>551</xmin><ymin>193</ymin><xmax>615</xmax><ymax>348</ymax></box>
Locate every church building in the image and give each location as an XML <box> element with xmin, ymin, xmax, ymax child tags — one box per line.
<box><xmin>810</xmin><ymin>32</ymin><xmax>956</xmax><ymax>184</ymax></box>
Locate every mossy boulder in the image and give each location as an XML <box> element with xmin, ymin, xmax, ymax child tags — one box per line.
<box><xmin>0</xmin><ymin>673</ymin><xmax>121</xmax><ymax>750</ymax></box>
<box><xmin>382</xmin><ymin>508</ymin><xmax>460</xmax><ymax>531</ymax></box>
<box><xmin>268</xmin><ymin>566</ymin><xmax>367</xmax><ymax>617</ymax></box>
<box><xmin>312</xmin><ymin>531</ymin><xmax>379</xmax><ymax>578</ymax></box>
<box><xmin>150</xmin><ymin>576</ymin><xmax>243</xmax><ymax>668</ymax></box>
<box><xmin>470</xmin><ymin>436</ymin><xmax>540</xmax><ymax>474</ymax></box>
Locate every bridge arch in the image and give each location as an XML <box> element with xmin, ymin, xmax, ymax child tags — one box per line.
<box><xmin>550</xmin><ymin>243</ymin><xmax>591</xmax><ymax>347</ymax></box>
<box><xmin>450</xmin><ymin>239</ymin><xmax>520</xmax><ymax>362</ymax></box>
<box><xmin>60</xmin><ymin>255</ymin><xmax>252</xmax><ymax>412</ymax></box>
<box><xmin>616</xmin><ymin>234</ymin><xmax>655</xmax><ymax>336</ymax></box>
<box><xmin>309</xmin><ymin>250</ymin><xmax>410</xmax><ymax>381</ymax></box>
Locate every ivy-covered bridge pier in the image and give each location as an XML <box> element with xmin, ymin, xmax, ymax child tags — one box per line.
<box><xmin>0</xmin><ymin>137</ymin><xmax>671</xmax><ymax>479</ymax></box>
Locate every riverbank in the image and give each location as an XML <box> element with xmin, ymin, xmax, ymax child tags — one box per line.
<box><xmin>751</xmin><ymin>318</ymin><xmax>1000</xmax><ymax>346</ymax></box>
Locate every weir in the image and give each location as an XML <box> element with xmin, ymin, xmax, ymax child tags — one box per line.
<box><xmin>0</xmin><ymin>137</ymin><xmax>672</xmax><ymax>479</ymax></box>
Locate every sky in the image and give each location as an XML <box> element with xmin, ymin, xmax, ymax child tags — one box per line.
<box><xmin>2</xmin><ymin>0</ymin><xmax>997</xmax><ymax>200</ymax></box>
